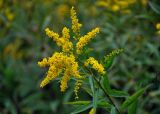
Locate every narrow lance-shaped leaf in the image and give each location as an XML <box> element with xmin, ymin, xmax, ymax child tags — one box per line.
<box><xmin>65</xmin><ymin>101</ymin><xmax>112</xmax><ymax>109</ymax></box>
<box><xmin>121</xmin><ymin>86</ymin><xmax>148</xmax><ymax>111</ymax></box>
<box><xmin>103</xmin><ymin>74</ymin><xmax>129</xmax><ymax>98</ymax></box>
<box><xmin>71</xmin><ymin>104</ymin><xmax>92</xmax><ymax>114</ymax></box>
<box><xmin>128</xmin><ymin>100</ymin><xmax>138</xmax><ymax>114</ymax></box>
<box><xmin>89</xmin><ymin>76</ymin><xmax>98</xmax><ymax>114</ymax></box>
<box><xmin>148</xmin><ymin>1</ymin><xmax>160</xmax><ymax>14</ymax></box>
<box><xmin>111</xmin><ymin>106</ymin><xmax>117</xmax><ymax>114</ymax></box>
<box><xmin>102</xmin><ymin>74</ymin><xmax>111</xmax><ymax>92</ymax></box>
<box><xmin>64</xmin><ymin>101</ymin><xmax>91</xmax><ymax>105</ymax></box>
<box><xmin>109</xmin><ymin>89</ymin><xmax>129</xmax><ymax>98</ymax></box>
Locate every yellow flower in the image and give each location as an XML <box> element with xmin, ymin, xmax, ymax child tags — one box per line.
<box><xmin>45</xmin><ymin>27</ymin><xmax>73</xmax><ymax>52</ymax></box>
<box><xmin>76</xmin><ymin>27</ymin><xmax>100</xmax><ymax>54</ymax></box>
<box><xmin>38</xmin><ymin>58</ymin><xmax>48</xmax><ymax>68</ymax></box>
<box><xmin>38</xmin><ymin>7</ymin><xmax>101</xmax><ymax>98</ymax></box>
<box><xmin>85</xmin><ymin>57</ymin><xmax>105</xmax><ymax>75</ymax></box>
<box><xmin>39</xmin><ymin>52</ymin><xmax>82</xmax><ymax>91</ymax></box>
<box><xmin>74</xmin><ymin>79</ymin><xmax>83</xmax><ymax>99</ymax></box>
<box><xmin>62</xmin><ymin>27</ymin><xmax>70</xmax><ymax>39</ymax></box>
<box><xmin>60</xmin><ymin>69</ymin><xmax>71</xmax><ymax>92</ymax></box>
<box><xmin>70</xmin><ymin>7</ymin><xmax>82</xmax><ymax>36</ymax></box>
<box><xmin>40</xmin><ymin>65</ymin><xmax>59</xmax><ymax>88</ymax></box>
<box><xmin>45</xmin><ymin>28</ymin><xmax>60</xmax><ymax>42</ymax></box>
<box><xmin>89</xmin><ymin>108</ymin><xmax>94</xmax><ymax>114</ymax></box>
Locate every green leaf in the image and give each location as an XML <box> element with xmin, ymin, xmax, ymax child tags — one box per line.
<box><xmin>103</xmin><ymin>75</ymin><xmax>128</xmax><ymax>98</ymax></box>
<box><xmin>71</xmin><ymin>104</ymin><xmax>92</xmax><ymax>114</ymax></box>
<box><xmin>89</xmin><ymin>76</ymin><xmax>97</xmax><ymax>114</ymax></box>
<box><xmin>65</xmin><ymin>100</ymin><xmax>112</xmax><ymax>109</ymax></box>
<box><xmin>111</xmin><ymin>106</ymin><xmax>116</xmax><ymax>114</ymax></box>
<box><xmin>102</xmin><ymin>74</ymin><xmax>111</xmax><ymax>92</ymax></box>
<box><xmin>82</xmin><ymin>86</ymin><xmax>93</xmax><ymax>97</ymax></box>
<box><xmin>109</xmin><ymin>89</ymin><xmax>129</xmax><ymax>98</ymax></box>
<box><xmin>121</xmin><ymin>86</ymin><xmax>148</xmax><ymax>111</ymax></box>
<box><xmin>105</xmin><ymin>58</ymin><xmax>114</xmax><ymax>69</ymax></box>
<box><xmin>128</xmin><ymin>100</ymin><xmax>138</xmax><ymax>114</ymax></box>
<box><xmin>148</xmin><ymin>1</ymin><xmax>160</xmax><ymax>14</ymax></box>
<box><xmin>65</xmin><ymin>101</ymin><xmax>91</xmax><ymax>105</ymax></box>
<box><xmin>104</xmin><ymin>49</ymin><xmax>124</xmax><ymax>69</ymax></box>
<box><xmin>89</xmin><ymin>76</ymin><xmax>95</xmax><ymax>94</ymax></box>
<box><xmin>98</xmin><ymin>101</ymin><xmax>112</xmax><ymax>108</ymax></box>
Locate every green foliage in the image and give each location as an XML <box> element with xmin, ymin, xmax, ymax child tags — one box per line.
<box><xmin>104</xmin><ymin>49</ymin><xmax>124</xmax><ymax>69</ymax></box>
<box><xmin>121</xmin><ymin>86</ymin><xmax>148</xmax><ymax>111</ymax></box>
<box><xmin>128</xmin><ymin>100</ymin><xmax>138</xmax><ymax>114</ymax></box>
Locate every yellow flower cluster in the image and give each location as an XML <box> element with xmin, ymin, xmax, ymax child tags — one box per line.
<box><xmin>76</xmin><ymin>27</ymin><xmax>100</xmax><ymax>54</ymax></box>
<box><xmin>70</xmin><ymin>7</ymin><xmax>82</xmax><ymax>36</ymax></box>
<box><xmin>85</xmin><ymin>57</ymin><xmax>105</xmax><ymax>75</ymax></box>
<box><xmin>156</xmin><ymin>23</ymin><xmax>160</xmax><ymax>35</ymax></box>
<box><xmin>38</xmin><ymin>52</ymin><xmax>81</xmax><ymax>91</ymax></box>
<box><xmin>45</xmin><ymin>27</ymin><xmax>73</xmax><ymax>52</ymax></box>
<box><xmin>74</xmin><ymin>79</ymin><xmax>83</xmax><ymax>99</ymax></box>
<box><xmin>96</xmin><ymin>0</ymin><xmax>148</xmax><ymax>13</ymax></box>
<box><xmin>38</xmin><ymin>7</ymin><xmax>104</xmax><ymax>98</ymax></box>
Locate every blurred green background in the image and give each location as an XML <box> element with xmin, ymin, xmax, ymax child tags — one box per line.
<box><xmin>0</xmin><ymin>0</ymin><xmax>160</xmax><ymax>114</ymax></box>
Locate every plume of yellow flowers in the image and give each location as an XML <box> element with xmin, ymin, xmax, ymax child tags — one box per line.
<box><xmin>85</xmin><ymin>57</ymin><xmax>105</xmax><ymax>75</ymax></box>
<box><xmin>45</xmin><ymin>27</ymin><xmax>73</xmax><ymax>52</ymax></box>
<box><xmin>76</xmin><ymin>28</ymin><xmax>100</xmax><ymax>54</ymax></box>
<box><xmin>38</xmin><ymin>6</ymin><xmax>105</xmax><ymax>98</ymax></box>
<box><xmin>71</xmin><ymin>7</ymin><xmax>82</xmax><ymax>37</ymax></box>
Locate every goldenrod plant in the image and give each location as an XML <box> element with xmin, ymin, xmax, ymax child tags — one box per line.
<box><xmin>38</xmin><ymin>7</ymin><xmax>148</xmax><ymax>114</ymax></box>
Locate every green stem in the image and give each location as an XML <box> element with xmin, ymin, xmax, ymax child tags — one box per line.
<box><xmin>78</xmin><ymin>59</ymin><xmax>121</xmax><ymax>114</ymax></box>
<box><xmin>86</xmin><ymin>67</ymin><xmax>121</xmax><ymax>114</ymax></box>
<box><xmin>93</xmin><ymin>75</ymin><xmax>121</xmax><ymax>114</ymax></box>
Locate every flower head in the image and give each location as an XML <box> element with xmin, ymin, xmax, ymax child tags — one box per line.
<box><xmin>38</xmin><ymin>7</ymin><xmax>105</xmax><ymax>98</ymax></box>
<box><xmin>70</xmin><ymin>7</ymin><xmax>82</xmax><ymax>36</ymax></box>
